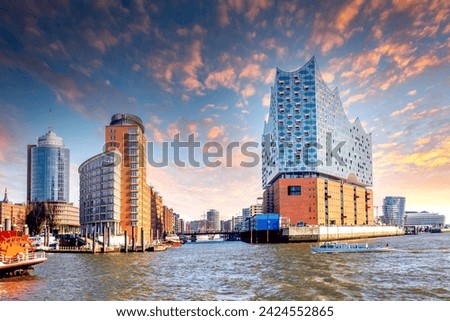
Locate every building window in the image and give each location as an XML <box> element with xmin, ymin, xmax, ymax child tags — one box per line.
<box><xmin>288</xmin><ymin>186</ymin><xmax>301</xmax><ymax>196</ymax></box>
<box><xmin>128</xmin><ymin>134</ymin><xmax>138</xmax><ymax>141</ymax></box>
<box><xmin>128</xmin><ymin>128</ymin><xmax>138</xmax><ymax>134</ymax></box>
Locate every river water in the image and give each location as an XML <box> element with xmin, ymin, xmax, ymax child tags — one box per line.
<box><xmin>1</xmin><ymin>233</ymin><xmax>449</xmax><ymax>301</ymax></box>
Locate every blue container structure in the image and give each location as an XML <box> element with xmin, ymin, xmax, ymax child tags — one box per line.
<box><xmin>253</xmin><ymin>214</ymin><xmax>280</xmax><ymax>231</ymax></box>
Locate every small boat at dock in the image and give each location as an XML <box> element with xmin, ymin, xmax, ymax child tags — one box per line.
<box><xmin>311</xmin><ymin>242</ymin><xmax>391</xmax><ymax>253</ymax></box>
<box><xmin>164</xmin><ymin>234</ymin><xmax>182</xmax><ymax>247</ymax></box>
<box><xmin>145</xmin><ymin>243</ymin><xmax>170</xmax><ymax>252</ymax></box>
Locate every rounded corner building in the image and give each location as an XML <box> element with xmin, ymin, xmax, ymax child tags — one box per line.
<box><xmin>262</xmin><ymin>57</ymin><xmax>374</xmax><ymax>226</ymax></box>
<box><xmin>79</xmin><ymin>113</ymin><xmax>151</xmax><ymax>244</ymax></box>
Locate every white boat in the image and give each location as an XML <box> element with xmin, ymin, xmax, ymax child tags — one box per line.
<box><xmin>311</xmin><ymin>242</ymin><xmax>391</xmax><ymax>253</ymax></box>
<box><xmin>165</xmin><ymin>234</ymin><xmax>182</xmax><ymax>247</ymax></box>
<box><xmin>29</xmin><ymin>234</ymin><xmax>58</xmax><ymax>251</ymax></box>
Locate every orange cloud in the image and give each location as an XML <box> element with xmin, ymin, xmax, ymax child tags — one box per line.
<box><xmin>182</xmin><ymin>77</ymin><xmax>203</xmax><ymax>93</ymax></box>
<box><xmin>252</xmin><ymin>53</ymin><xmax>267</xmax><ymax>62</ymax></box>
<box><xmin>217</xmin><ymin>0</ymin><xmax>272</xmax><ymax>26</ymax></box>
<box><xmin>0</xmin><ymin>124</ymin><xmax>11</xmax><ymax>163</ymax></box>
<box><xmin>204</xmin><ymin>67</ymin><xmax>238</xmax><ymax>91</ymax></box>
<box><xmin>380</xmin><ymin>75</ymin><xmax>398</xmax><ymax>91</ymax></box>
<box><xmin>310</xmin><ymin>0</ymin><xmax>365</xmax><ymax>55</ymax></box>
<box><xmin>85</xmin><ymin>29</ymin><xmax>118</xmax><ymax>54</ymax></box>
<box><xmin>344</xmin><ymin>92</ymin><xmax>368</xmax><ymax>106</ymax></box>
<box><xmin>239</xmin><ymin>63</ymin><xmax>261</xmax><ymax>79</ymax></box>
<box><xmin>400</xmin><ymin>137</ymin><xmax>450</xmax><ymax>168</ymax></box>
<box><xmin>311</xmin><ymin>21</ymin><xmax>345</xmax><ymax>54</ymax></box>
<box><xmin>264</xmin><ymin>68</ymin><xmax>276</xmax><ymax>85</ymax></box>
<box><xmin>403</xmin><ymin>54</ymin><xmax>441</xmax><ymax>78</ymax></box>
<box><xmin>321</xmin><ymin>71</ymin><xmax>335</xmax><ymax>83</ymax></box>
<box><xmin>410</xmin><ymin>108</ymin><xmax>441</xmax><ymax>120</ymax></box>
<box><xmin>202</xmin><ymin>117</ymin><xmax>215</xmax><ymax>125</ymax></box>
<box><xmin>335</xmin><ymin>0</ymin><xmax>364</xmax><ymax>32</ymax></box>
<box><xmin>262</xmin><ymin>93</ymin><xmax>270</xmax><ymax>107</ymax></box>
<box><xmin>414</xmin><ymin>136</ymin><xmax>432</xmax><ymax>149</ymax></box>
<box><xmin>246</xmin><ymin>0</ymin><xmax>272</xmax><ymax>22</ymax></box>
<box><xmin>389</xmin><ymin>131</ymin><xmax>404</xmax><ymax>139</ymax></box>
<box><xmin>261</xmin><ymin>38</ymin><xmax>288</xmax><ymax>58</ymax></box>
<box><xmin>443</xmin><ymin>23</ymin><xmax>450</xmax><ymax>34</ymax></box>
<box><xmin>390</xmin><ymin>102</ymin><xmax>416</xmax><ymax>117</ymax></box>
<box><xmin>240</xmin><ymin>84</ymin><xmax>256</xmax><ymax>98</ymax></box>
<box><xmin>187</xmin><ymin>122</ymin><xmax>197</xmax><ymax>133</ymax></box>
<box><xmin>183</xmin><ymin>40</ymin><xmax>203</xmax><ymax>83</ymax></box>
<box><xmin>207</xmin><ymin>126</ymin><xmax>225</xmax><ymax>140</ymax></box>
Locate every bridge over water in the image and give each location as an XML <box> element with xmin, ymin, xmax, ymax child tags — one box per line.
<box><xmin>180</xmin><ymin>231</ymin><xmax>241</xmax><ymax>241</ymax></box>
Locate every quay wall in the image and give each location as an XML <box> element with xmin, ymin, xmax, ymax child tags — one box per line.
<box><xmin>241</xmin><ymin>225</ymin><xmax>404</xmax><ymax>243</ymax></box>
<box><xmin>283</xmin><ymin>225</ymin><xmax>404</xmax><ymax>242</ymax></box>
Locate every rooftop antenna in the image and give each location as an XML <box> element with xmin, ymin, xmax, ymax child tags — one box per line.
<box><xmin>49</xmin><ymin>107</ymin><xmax>53</xmax><ymax>131</ymax></box>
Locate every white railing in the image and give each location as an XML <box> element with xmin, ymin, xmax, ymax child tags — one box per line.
<box><xmin>0</xmin><ymin>251</ymin><xmax>46</xmax><ymax>265</ymax></box>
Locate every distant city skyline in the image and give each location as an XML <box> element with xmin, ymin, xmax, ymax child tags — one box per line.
<box><xmin>0</xmin><ymin>1</ymin><xmax>449</xmax><ymax>222</ymax></box>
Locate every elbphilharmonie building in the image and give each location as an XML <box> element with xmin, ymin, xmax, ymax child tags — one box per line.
<box><xmin>262</xmin><ymin>57</ymin><xmax>374</xmax><ymax>226</ymax></box>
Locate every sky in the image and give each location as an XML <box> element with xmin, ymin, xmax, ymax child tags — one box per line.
<box><xmin>0</xmin><ymin>0</ymin><xmax>449</xmax><ymax>222</ymax></box>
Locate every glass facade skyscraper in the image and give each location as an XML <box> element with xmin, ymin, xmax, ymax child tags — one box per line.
<box><xmin>382</xmin><ymin>196</ymin><xmax>406</xmax><ymax>226</ymax></box>
<box><xmin>29</xmin><ymin>130</ymin><xmax>70</xmax><ymax>203</ymax></box>
<box><xmin>262</xmin><ymin>56</ymin><xmax>372</xmax><ymax>188</ymax></box>
<box><xmin>206</xmin><ymin>209</ymin><xmax>220</xmax><ymax>231</ymax></box>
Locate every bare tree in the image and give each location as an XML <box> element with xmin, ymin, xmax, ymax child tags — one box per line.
<box><xmin>26</xmin><ymin>202</ymin><xmax>57</xmax><ymax>236</ymax></box>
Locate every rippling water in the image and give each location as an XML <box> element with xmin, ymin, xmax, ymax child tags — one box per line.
<box><xmin>1</xmin><ymin>233</ymin><xmax>449</xmax><ymax>301</ymax></box>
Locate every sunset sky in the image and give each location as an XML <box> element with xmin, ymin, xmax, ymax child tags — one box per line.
<box><xmin>0</xmin><ymin>0</ymin><xmax>449</xmax><ymax>222</ymax></box>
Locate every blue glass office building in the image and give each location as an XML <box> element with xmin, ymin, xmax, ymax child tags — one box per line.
<box><xmin>382</xmin><ymin>196</ymin><xmax>406</xmax><ymax>226</ymax></box>
<box><xmin>29</xmin><ymin>130</ymin><xmax>70</xmax><ymax>203</ymax></box>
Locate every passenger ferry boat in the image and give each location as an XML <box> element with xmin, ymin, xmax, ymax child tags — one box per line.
<box><xmin>165</xmin><ymin>234</ymin><xmax>182</xmax><ymax>247</ymax></box>
<box><xmin>0</xmin><ymin>230</ymin><xmax>47</xmax><ymax>277</ymax></box>
<box><xmin>311</xmin><ymin>242</ymin><xmax>391</xmax><ymax>253</ymax></box>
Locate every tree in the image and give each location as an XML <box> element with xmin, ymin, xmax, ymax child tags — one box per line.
<box><xmin>26</xmin><ymin>202</ymin><xmax>57</xmax><ymax>236</ymax></box>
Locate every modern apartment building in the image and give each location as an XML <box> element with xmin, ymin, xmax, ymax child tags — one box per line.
<box><xmin>382</xmin><ymin>196</ymin><xmax>406</xmax><ymax>226</ymax></box>
<box><xmin>79</xmin><ymin>114</ymin><xmax>152</xmax><ymax>244</ymax></box>
<box><xmin>79</xmin><ymin>150</ymin><xmax>121</xmax><ymax>235</ymax></box>
<box><xmin>262</xmin><ymin>57</ymin><xmax>373</xmax><ymax>226</ymax></box>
